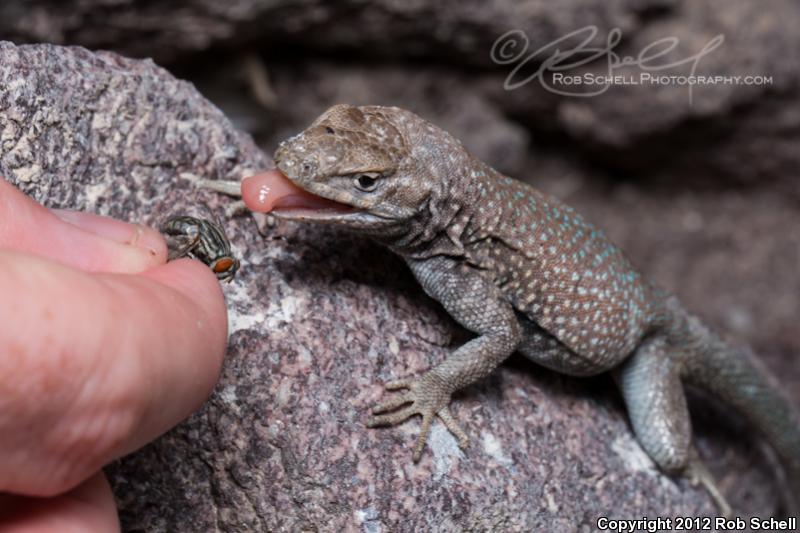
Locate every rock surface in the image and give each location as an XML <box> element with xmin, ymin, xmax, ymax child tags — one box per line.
<box><xmin>0</xmin><ymin>40</ymin><xmax>795</xmax><ymax>533</ymax></box>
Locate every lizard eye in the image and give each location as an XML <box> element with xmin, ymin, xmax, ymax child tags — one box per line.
<box><xmin>353</xmin><ymin>172</ymin><xmax>380</xmax><ymax>192</ymax></box>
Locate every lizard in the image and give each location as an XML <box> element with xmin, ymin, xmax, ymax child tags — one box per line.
<box><xmin>202</xmin><ymin>104</ymin><xmax>800</xmax><ymax>515</ymax></box>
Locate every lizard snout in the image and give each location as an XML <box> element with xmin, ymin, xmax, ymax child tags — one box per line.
<box><xmin>273</xmin><ymin>140</ymin><xmax>318</xmax><ymax>182</ymax></box>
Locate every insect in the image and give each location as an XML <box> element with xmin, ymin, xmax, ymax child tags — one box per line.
<box><xmin>160</xmin><ymin>214</ymin><xmax>240</xmax><ymax>282</ymax></box>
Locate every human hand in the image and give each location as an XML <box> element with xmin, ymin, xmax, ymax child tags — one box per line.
<box><xmin>0</xmin><ymin>179</ymin><xmax>228</xmax><ymax>532</ymax></box>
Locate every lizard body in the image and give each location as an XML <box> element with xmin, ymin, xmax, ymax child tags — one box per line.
<box><xmin>211</xmin><ymin>104</ymin><xmax>800</xmax><ymax>513</ymax></box>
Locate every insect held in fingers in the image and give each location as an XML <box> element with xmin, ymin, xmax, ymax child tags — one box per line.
<box><xmin>160</xmin><ymin>214</ymin><xmax>240</xmax><ymax>282</ymax></box>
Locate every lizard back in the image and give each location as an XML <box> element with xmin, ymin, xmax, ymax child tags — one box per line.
<box><xmin>460</xmin><ymin>161</ymin><xmax>659</xmax><ymax>369</ymax></box>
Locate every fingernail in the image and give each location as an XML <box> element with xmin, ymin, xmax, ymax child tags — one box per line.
<box><xmin>52</xmin><ymin>209</ymin><xmax>163</xmax><ymax>256</ymax></box>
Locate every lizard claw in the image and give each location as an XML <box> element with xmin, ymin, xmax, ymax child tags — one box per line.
<box><xmin>366</xmin><ymin>371</ymin><xmax>469</xmax><ymax>462</ymax></box>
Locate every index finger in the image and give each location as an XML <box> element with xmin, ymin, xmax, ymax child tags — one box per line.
<box><xmin>0</xmin><ymin>178</ymin><xmax>167</xmax><ymax>273</ymax></box>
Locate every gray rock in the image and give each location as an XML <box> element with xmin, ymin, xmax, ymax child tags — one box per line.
<box><xmin>0</xmin><ymin>0</ymin><xmax>653</xmax><ymax>65</ymax></box>
<box><xmin>0</xmin><ymin>42</ymin><xmax>786</xmax><ymax>532</ymax></box>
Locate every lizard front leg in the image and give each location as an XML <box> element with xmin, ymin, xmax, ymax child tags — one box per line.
<box><xmin>367</xmin><ymin>256</ymin><xmax>521</xmax><ymax>461</ymax></box>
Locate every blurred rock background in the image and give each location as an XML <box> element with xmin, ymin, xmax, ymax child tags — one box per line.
<box><xmin>1</xmin><ymin>1</ymin><xmax>798</xmax><ymax>531</ymax></box>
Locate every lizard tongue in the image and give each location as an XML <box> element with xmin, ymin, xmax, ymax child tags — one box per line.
<box><xmin>241</xmin><ymin>170</ymin><xmax>354</xmax><ymax>213</ymax></box>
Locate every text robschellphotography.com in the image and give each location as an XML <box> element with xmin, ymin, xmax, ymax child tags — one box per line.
<box><xmin>490</xmin><ymin>25</ymin><xmax>773</xmax><ymax>105</ymax></box>
<box><xmin>551</xmin><ymin>72</ymin><xmax>773</xmax><ymax>88</ymax></box>
<box><xmin>596</xmin><ymin>516</ymin><xmax>797</xmax><ymax>532</ymax></box>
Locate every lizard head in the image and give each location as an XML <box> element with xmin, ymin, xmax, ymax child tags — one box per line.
<box><xmin>271</xmin><ymin>104</ymin><xmax>439</xmax><ymax>232</ymax></box>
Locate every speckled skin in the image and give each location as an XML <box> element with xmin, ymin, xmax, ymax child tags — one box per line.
<box><xmin>242</xmin><ymin>105</ymin><xmax>799</xmax><ymax>512</ymax></box>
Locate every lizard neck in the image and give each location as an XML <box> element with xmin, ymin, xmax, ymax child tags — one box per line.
<box><xmin>375</xmin><ymin>152</ymin><xmax>485</xmax><ymax>261</ymax></box>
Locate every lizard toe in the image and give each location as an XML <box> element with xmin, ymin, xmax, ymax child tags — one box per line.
<box><xmin>385</xmin><ymin>378</ymin><xmax>413</xmax><ymax>391</ymax></box>
<box><xmin>412</xmin><ymin>412</ymin><xmax>435</xmax><ymax>462</ymax></box>
<box><xmin>371</xmin><ymin>392</ymin><xmax>414</xmax><ymax>414</ymax></box>
<box><xmin>366</xmin><ymin>405</ymin><xmax>417</xmax><ymax>428</ymax></box>
<box><xmin>438</xmin><ymin>406</ymin><xmax>469</xmax><ymax>449</ymax></box>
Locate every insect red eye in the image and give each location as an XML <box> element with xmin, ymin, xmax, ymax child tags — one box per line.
<box><xmin>214</xmin><ymin>258</ymin><xmax>234</xmax><ymax>273</ymax></box>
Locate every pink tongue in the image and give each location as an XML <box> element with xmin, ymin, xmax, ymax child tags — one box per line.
<box><xmin>241</xmin><ymin>170</ymin><xmax>353</xmax><ymax>213</ymax></box>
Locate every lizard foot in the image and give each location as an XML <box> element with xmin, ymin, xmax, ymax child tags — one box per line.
<box><xmin>366</xmin><ymin>373</ymin><xmax>469</xmax><ymax>462</ymax></box>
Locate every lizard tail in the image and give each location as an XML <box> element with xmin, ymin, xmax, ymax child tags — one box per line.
<box><xmin>670</xmin><ymin>301</ymin><xmax>800</xmax><ymax>511</ymax></box>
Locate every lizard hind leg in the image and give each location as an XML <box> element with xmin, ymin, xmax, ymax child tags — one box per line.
<box><xmin>616</xmin><ymin>336</ymin><xmax>731</xmax><ymax>516</ymax></box>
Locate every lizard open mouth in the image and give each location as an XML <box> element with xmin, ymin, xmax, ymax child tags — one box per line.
<box><xmin>241</xmin><ymin>169</ymin><xmax>358</xmax><ymax>219</ymax></box>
